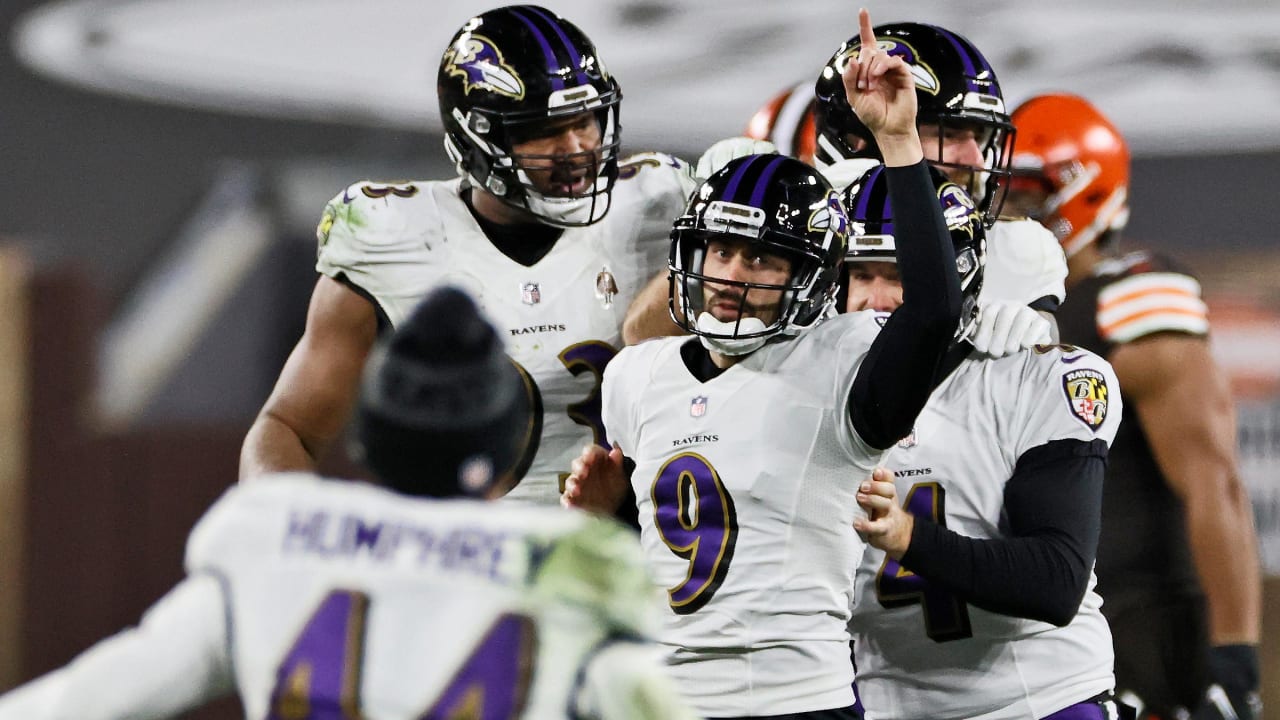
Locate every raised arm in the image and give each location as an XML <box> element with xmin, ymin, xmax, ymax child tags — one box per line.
<box><xmin>843</xmin><ymin>9</ymin><xmax>961</xmax><ymax>449</ymax></box>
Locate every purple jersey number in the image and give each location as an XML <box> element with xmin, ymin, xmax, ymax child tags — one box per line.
<box><xmin>650</xmin><ymin>452</ymin><xmax>738</xmax><ymax>614</ymax></box>
<box><xmin>874</xmin><ymin>482</ymin><xmax>972</xmax><ymax>642</ymax></box>
<box><xmin>268</xmin><ymin>591</ymin><xmax>535</xmax><ymax>718</ymax></box>
<box><xmin>558</xmin><ymin>340</ymin><xmax>618</xmax><ymax>450</ymax></box>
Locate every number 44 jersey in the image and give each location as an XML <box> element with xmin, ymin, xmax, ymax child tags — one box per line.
<box><xmin>315</xmin><ymin>154</ymin><xmax>696</xmax><ymax>506</ymax></box>
<box><xmin>0</xmin><ymin>475</ymin><xmax>692</xmax><ymax>720</ymax></box>
<box><xmin>849</xmin><ymin>344</ymin><xmax>1123</xmax><ymax>720</ymax></box>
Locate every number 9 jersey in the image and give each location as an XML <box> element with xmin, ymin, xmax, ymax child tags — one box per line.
<box><xmin>315</xmin><ymin>153</ymin><xmax>697</xmax><ymax>506</ymax></box>
<box><xmin>601</xmin><ymin>312</ymin><xmax>888</xmax><ymax>718</ymax></box>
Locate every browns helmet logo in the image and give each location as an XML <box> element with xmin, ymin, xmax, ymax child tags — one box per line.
<box><xmin>442</xmin><ymin>35</ymin><xmax>525</xmax><ymax>99</ymax></box>
<box><xmin>1062</xmin><ymin>368</ymin><xmax>1109</xmax><ymax>431</ymax></box>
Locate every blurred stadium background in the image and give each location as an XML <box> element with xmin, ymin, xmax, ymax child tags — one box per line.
<box><xmin>0</xmin><ymin>1</ymin><xmax>1277</xmax><ymax>716</ymax></box>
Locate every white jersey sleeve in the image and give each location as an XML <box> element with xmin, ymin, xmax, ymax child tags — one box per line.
<box><xmin>0</xmin><ymin>574</ymin><xmax>232</xmax><ymax>719</ymax></box>
<box><xmin>314</xmin><ymin>179</ymin><xmax>451</xmax><ymax>326</ymax></box>
<box><xmin>1012</xmin><ymin>344</ymin><xmax>1123</xmax><ymax>456</ymax></box>
<box><xmin>981</xmin><ymin>219</ymin><xmax>1067</xmax><ymax>307</ymax></box>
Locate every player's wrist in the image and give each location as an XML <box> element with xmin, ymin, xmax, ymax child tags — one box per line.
<box><xmin>1208</xmin><ymin>643</ymin><xmax>1260</xmax><ymax>691</ymax></box>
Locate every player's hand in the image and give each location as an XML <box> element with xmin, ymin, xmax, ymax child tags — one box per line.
<box><xmin>1191</xmin><ymin>644</ymin><xmax>1263</xmax><ymax>720</ymax></box>
<box><xmin>854</xmin><ymin>466</ymin><xmax>914</xmax><ymax>559</ymax></box>
<box><xmin>841</xmin><ymin>8</ymin><xmax>917</xmax><ymax>146</ymax></box>
<box><xmin>695</xmin><ymin>137</ymin><xmax>777</xmax><ymax>180</ymax></box>
<box><xmin>562</xmin><ymin>442</ymin><xmax>629</xmax><ymax>514</ymax></box>
<box><xmin>971</xmin><ymin>301</ymin><xmax>1052</xmax><ymax>357</ymax></box>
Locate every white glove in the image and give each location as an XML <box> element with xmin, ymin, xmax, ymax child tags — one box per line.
<box><xmin>971</xmin><ymin>301</ymin><xmax>1051</xmax><ymax>357</ymax></box>
<box><xmin>695</xmin><ymin>137</ymin><xmax>777</xmax><ymax>180</ymax></box>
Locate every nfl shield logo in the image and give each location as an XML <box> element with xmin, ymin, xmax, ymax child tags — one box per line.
<box><xmin>521</xmin><ymin>282</ymin><xmax>541</xmax><ymax>305</ymax></box>
<box><xmin>690</xmin><ymin>395</ymin><xmax>708</xmax><ymax>418</ymax></box>
<box><xmin>897</xmin><ymin>428</ymin><xmax>917</xmax><ymax>449</ymax></box>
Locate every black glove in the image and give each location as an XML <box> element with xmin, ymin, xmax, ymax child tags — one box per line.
<box><xmin>1191</xmin><ymin>644</ymin><xmax>1262</xmax><ymax>720</ymax></box>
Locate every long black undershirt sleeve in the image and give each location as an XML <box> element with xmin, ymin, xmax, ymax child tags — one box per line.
<box><xmin>898</xmin><ymin>438</ymin><xmax>1109</xmax><ymax>626</ymax></box>
<box><xmin>849</xmin><ymin>161</ymin><xmax>963</xmax><ymax>449</ymax></box>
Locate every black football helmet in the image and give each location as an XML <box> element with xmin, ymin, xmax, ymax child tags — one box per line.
<box><xmin>813</xmin><ymin>22</ymin><xmax>1014</xmax><ymax>225</ymax></box>
<box><xmin>840</xmin><ymin>164</ymin><xmax>986</xmax><ymax>343</ymax></box>
<box><xmin>438</xmin><ymin>5</ymin><xmax>622</xmax><ymax>227</ymax></box>
<box><xmin>669</xmin><ymin>154</ymin><xmax>848</xmax><ymax>353</ymax></box>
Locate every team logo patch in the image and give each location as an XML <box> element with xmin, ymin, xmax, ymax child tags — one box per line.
<box><xmin>316</xmin><ymin>205</ymin><xmax>335</xmax><ymax>247</ymax></box>
<box><xmin>521</xmin><ymin>282</ymin><xmax>541</xmax><ymax>305</ymax></box>
<box><xmin>442</xmin><ymin>35</ymin><xmax>525</xmax><ymax>99</ymax></box>
<box><xmin>1062</xmin><ymin>368</ymin><xmax>1109</xmax><ymax>431</ymax></box>
<box><xmin>690</xmin><ymin>395</ymin><xmax>708</xmax><ymax>418</ymax></box>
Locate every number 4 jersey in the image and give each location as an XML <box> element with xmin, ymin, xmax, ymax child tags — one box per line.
<box><xmin>0</xmin><ymin>474</ymin><xmax>692</xmax><ymax>720</ymax></box>
<box><xmin>315</xmin><ymin>154</ymin><xmax>697</xmax><ymax>506</ymax></box>
<box><xmin>849</xmin><ymin>344</ymin><xmax>1123</xmax><ymax>720</ymax></box>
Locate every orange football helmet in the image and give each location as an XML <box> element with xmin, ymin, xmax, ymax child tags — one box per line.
<box><xmin>745</xmin><ymin>81</ymin><xmax>818</xmax><ymax>166</ymax></box>
<box><xmin>1008</xmin><ymin>94</ymin><xmax>1130</xmax><ymax>257</ymax></box>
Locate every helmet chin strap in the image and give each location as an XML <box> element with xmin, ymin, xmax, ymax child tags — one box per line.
<box><xmin>695</xmin><ymin>312</ymin><xmax>769</xmax><ymax>356</ymax></box>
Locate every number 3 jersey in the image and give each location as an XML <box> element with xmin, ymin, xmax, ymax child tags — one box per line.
<box><xmin>315</xmin><ymin>154</ymin><xmax>696</xmax><ymax>506</ymax></box>
<box><xmin>0</xmin><ymin>474</ymin><xmax>690</xmax><ymax>720</ymax></box>
<box><xmin>849</xmin><ymin>344</ymin><xmax>1123</xmax><ymax>720</ymax></box>
<box><xmin>602</xmin><ymin>312</ymin><xmax>886</xmax><ymax>718</ymax></box>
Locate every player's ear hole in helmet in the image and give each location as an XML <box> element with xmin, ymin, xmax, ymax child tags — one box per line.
<box><xmin>668</xmin><ymin>154</ymin><xmax>847</xmax><ymax>355</ymax></box>
<box><xmin>838</xmin><ymin>164</ymin><xmax>986</xmax><ymax>344</ymax></box>
<box><xmin>813</xmin><ymin>21</ymin><xmax>1015</xmax><ymax>226</ymax></box>
<box><xmin>353</xmin><ymin>286</ymin><xmax>541</xmax><ymax>499</ymax></box>
<box><xmin>438</xmin><ymin>5</ymin><xmax>622</xmax><ymax>228</ymax></box>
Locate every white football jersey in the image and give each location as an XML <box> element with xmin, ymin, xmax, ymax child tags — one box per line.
<box><xmin>850</xmin><ymin>344</ymin><xmax>1123</xmax><ymax>720</ymax></box>
<box><xmin>0</xmin><ymin>475</ymin><xmax>688</xmax><ymax>720</ymax></box>
<box><xmin>315</xmin><ymin>154</ymin><xmax>697</xmax><ymax>506</ymax></box>
<box><xmin>603</xmin><ymin>312</ymin><xmax>886</xmax><ymax>717</ymax></box>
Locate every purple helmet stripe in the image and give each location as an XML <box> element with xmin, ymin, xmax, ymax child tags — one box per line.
<box><xmin>525</xmin><ymin>6</ymin><xmax>590</xmax><ymax>86</ymax></box>
<box><xmin>510</xmin><ymin>8</ymin><xmax>565</xmax><ymax>91</ymax></box>
<box><xmin>932</xmin><ymin>25</ymin><xmax>989</xmax><ymax>94</ymax></box>
<box><xmin>851</xmin><ymin>165</ymin><xmax>886</xmax><ymax>224</ymax></box>
<box><xmin>721</xmin><ymin>155</ymin><xmax>757</xmax><ymax>203</ymax></box>
<box><xmin>879</xmin><ymin>178</ymin><xmax>896</xmax><ymax>240</ymax></box>
<box><xmin>748</xmin><ymin>155</ymin><xmax>787</xmax><ymax>208</ymax></box>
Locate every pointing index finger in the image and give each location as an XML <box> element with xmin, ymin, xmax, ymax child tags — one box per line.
<box><xmin>858</xmin><ymin>8</ymin><xmax>876</xmax><ymax>63</ymax></box>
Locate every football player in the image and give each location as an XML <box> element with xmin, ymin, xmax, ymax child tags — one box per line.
<box><xmin>1006</xmin><ymin>93</ymin><xmax>1263</xmax><ymax>720</ymax></box>
<box><xmin>0</xmin><ymin>286</ymin><xmax>693</xmax><ymax>720</ymax></box>
<box><xmin>840</xmin><ymin>165</ymin><xmax>1126</xmax><ymax>720</ymax></box>
<box><xmin>562</xmin><ymin>13</ymin><xmax>963</xmax><ymax>717</ymax></box>
<box><xmin>238</xmin><ymin>5</ymin><xmax>701</xmax><ymax>507</ymax></box>
<box><xmin>627</xmin><ymin>22</ymin><xmax>1056</xmax><ymax>351</ymax></box>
